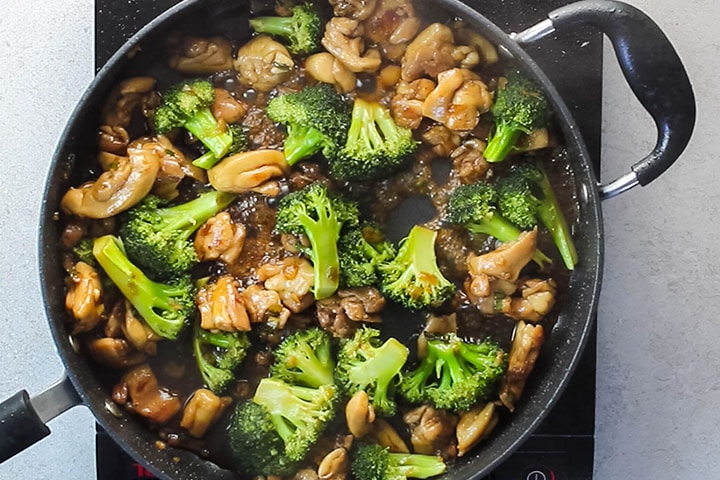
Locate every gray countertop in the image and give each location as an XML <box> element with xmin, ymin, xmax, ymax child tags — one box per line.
<box><xmin>0</xmin><ymin>0</ymin><xmax>715</xmax><ymax>478</ymax></box>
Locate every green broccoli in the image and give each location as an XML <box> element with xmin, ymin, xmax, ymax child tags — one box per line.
<box><xmin>92</xmin><ymin>235</ymin><xmax>195</xmax><ymax>340</ymax></box>
<box><xmin>378</xmin><ymin>225</ymin><xmax>455</xmax><ymax>310</ymax></box>
<box><xmin>192</xmin><ymin>124</ymin><xmax>249</xmax><ymax>169</ymax></box>
<box><xmin>338</xmin><ymin>223</ymin><xmax>396</xmax><ymax>288</ymax></box>
<box><xmin>153</xmin><ymin>79</ymin><xmax>236</xmax><ymax>167</ymax></box>
<box><xmin>330</xmin><ymin>98</ymin><xmax>418</xmax><ymax>182</ymax></box>
<box><xmin>270</xmin><ymin>328</ymin><xmax>335</xmax><ymax>388</ymax></box>
<box><xmin>351</xmin><ymin>443</ymin><xmax>447</xmax><ymax>480</ymax></box>
<box><xmin>275</xmin><ymin>182</ymin><xmax>359</xmax><ymax>300</ymax></box>
<box><xmin>496</xmin><ymin>161</ymin><xmax>578</xmax><ymax>270</ymax></box>
<box><xmin>249</xmin><ymin>3</ymin><xmax>324</xmax><ymax>55</ymax></box>
<box><xmin>228</xmin><ymin>400</ymin><xmax>298</xmax><ymax>476</ymax></box>
<box><xmin>335</xmin><ymin>327</ymin><xmax>408</xmax><ymax>416</ymax></box>
<box><xmin>72</xmin><ymin>237</ymin><xmax>96</xmax><ymax>266</ymax></box>
<box><xmin>484</xmin><ymin>71</ymin><xmax>550</xmax><ymax>163</ymax></box>
<box><xmin>192</xmin><ymin>322</ymin><xmax>251</xmax><ymax>394</ymax></box>
<box><xmin>252</xmin><ymin>377</ymin><xmax>338</xmax><ymax>461</ymax></box>
<box><xmin>445</xmin><ymin>181</ymin><xmax>551</xmax><ymax>268</ymax></box>
<box><xmin>120</xmin><ymin>190</ymin><xmax>236</xmax><ymax>280</ymax></box>
<box><xmin>266</xmin><ymin>83</ymin><xmax>351</xmax><ymax>165</ymax></box>
<box><xmin>399</xmin><ymin>334</ymin><xmax>506</xmax><ymax>412</ymax></box>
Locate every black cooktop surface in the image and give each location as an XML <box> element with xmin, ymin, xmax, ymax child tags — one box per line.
<box><xmin>95</xmin><ymin>1</ymin><xmax>601</xmax><ymax>479</ymax></box>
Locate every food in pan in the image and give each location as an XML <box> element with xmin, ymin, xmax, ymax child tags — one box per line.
<box><xmin>58</xmin><ymin>0</ymin><xmax>578</xmax><ymax>477</ymax></box>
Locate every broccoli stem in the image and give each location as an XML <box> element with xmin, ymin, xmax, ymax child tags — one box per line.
<box><xmin>184</xmin><ymin>108</ymin><xmax>233</xmax><ymax>159</ymax></box>
<box><xmin>534</xmin><ymin>180</ymin><xmax>578</xmax><ymax>270</ymax></box>
<box><xmin>468</xmin><ymin>216</ymin><xmax>552</xmax><ymax>268</ymax></box>
<box><xmin>483</xmin><ymin>122</ymin><xmax>522</xmax><ymax>163</ymax></box>
<box><xmin>388</xmin><ymin>453</ymin><xmax>448</xmax><ymax>479</ymax></box>
<box><xmin>157</xmin><ymin>190</ymin><xmax>236</xmax><ymax>240</ymax></box>
<box><xmin>192</xmin><ymin>150</ymin><xmax>219</xmax><ymax>169</ymax></box>
<box><xmin>93</xmin><ymin>236</ymin><xmax>188</xmax><ymax>339</ymax></box>
<box><xmin>297</xmin><ymin>210</ymin><xmax>342</xmax><ymax>300</ymax></box>
<box><xmin>350</xmin><ymin>338</ymin><xmax>408</xmax><ymax>412</ymax></box>
<box><xmin>284</xmin><ymin>124</ymin><xmax>328</xmax><ymax>165</ymax></box>
<box><xmin>249</xmin><ymin>16</ymin><xmax>298</xmax><ymax>40</ymax></box>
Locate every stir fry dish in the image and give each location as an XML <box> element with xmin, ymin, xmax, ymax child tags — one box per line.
<box><xmin>58</xmin><ymin>0</ymin><xmax>579</xmax><ymax>477</ymax></box>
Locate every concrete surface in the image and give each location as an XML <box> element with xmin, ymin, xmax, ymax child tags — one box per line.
<box><xmin>0</xmin><ymin>0</ymin><xmax>715</xmax><ymax>478</ymax></box>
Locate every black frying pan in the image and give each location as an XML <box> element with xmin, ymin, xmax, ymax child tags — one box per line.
<box><xmin>0</xmin><ymin>0</ymin><xmax>694</xmax><ymax>478</ymax></box>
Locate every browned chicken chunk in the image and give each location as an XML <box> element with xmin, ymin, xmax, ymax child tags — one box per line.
<box><xmin>403</xmin><ymin>405</ymin><xmax>459</xmax><ymax>458</ymax></box>
<box><xmin>112</xmin><ymin>364</ymin><xmax>181</xmax><ymax>424</ymax></box>
<box><xmin>499</xmin><ymin>321</ymin><xmax>545</xmax><ymax>411</ymax></box>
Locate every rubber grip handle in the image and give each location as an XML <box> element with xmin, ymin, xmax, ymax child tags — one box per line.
<box><xmin>0</xmin><ymin>390</ymin><xmax>51</xmax><ymax>463</ymax></box>
<box><xmin>549</xmin><ymin>0</ymin><xmax>695</xmax><ymax>188</ymax></box>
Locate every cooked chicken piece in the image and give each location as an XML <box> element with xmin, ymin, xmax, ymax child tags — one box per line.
<box><xmin>391</xmin><ymin>78</ymin><xmax>436</xmax><ymax>129</ymax></box>
<box><xmin>85</xmin><ymin>337</ymin><xmax>146</xmax><ymax>369</ymax></box>
<box><xmin>208</xmin><ymin>149</ymin><xmax>288</xmax><ymax>195</ymax></box>
<box><xmin>456</xmin><ymin>402</ymin><xmax>498</xmax><ymax>456</ymax></box>
<box><xmin>369</xmin><ymin>419</ymin><xmax>410</xmax><ymax>453</ymax></box>
<box><xmin>403</xmin><ymin>405</ymin><xmax>458</xmax><ymax>458</ymax></box>
<box><xmin>316</xmin><ymin>287</ymin><xmax>385</xmax><ymax>338</ymax></box>
<box><xmin>422</xmin><ymin>68</ymin><xmax>492</xmax><ymax>131</ymax></box>
<box><xmin>318</xmin><ymin>447</ymin><xmax>350</xmax><ymax>480</ymax></box>
<box><xmin>400</xmin><ymin>23</ymin><xmax>478</xmax><ymax>82</ymax></box>
<box><xmin>305</xmin><ymin>52</ymin><xmax>358</xmax><ymax>93</ymax></box>
<box><xmin>65</xmin><ymin>261</ymin><xmax>104</xmax><ymax>334</ymax></box>
<box><xmin>499</xmin><ymin>321</ymin><xmax>545</xmax><ymax>411</ymax></box>
<box><xmin>467</xmin><ymin>229</ymin><xmax>538</xmax><ymax>282</ymax></box>
<box><xmin>322</xmin><ymin>17</ymin><xmax>382</xmax><ymax>73</ymax></box>
<box><xmin>452</xmin><ymin>24</ymin><xmax>499</xmax><ymax>67</ymax></box>
<box><xmin>105</xmin><ymin>300</ymin><xmax>161</xmax><ymax>355</ymax></box>
<box><xmin>211</xmin><ymin>87</ymin><xmax>247</xmax><ymax>125</ymax></box>
<box><xmin>150</xmin><ymin>135</ymin><xmax>206</xmax><ymax>200</ymax></box>
<box><xmin>362</xmin><ymin>0</ymin><xmax>420</xmax><ymax>61</ymax></box>
<box><xmin>98</xmin><ymin>125</ymin><xmax>130</xmax><ymax>155</ymax></box>
<box><xmin>257</xmin><ymin>256</ymin><xmax>315</xmax><ymax>313</ymax></box>
<box><xmin>112</xmin><ymin>364</ymin><xmax>181</xmax><ymax>424</ymax></box>
<box><xmin>420</xmin><ymin>124</ymin><xmax>461</xmax><ymax>158</ymax></box>
<box><xmin>100</xmin><ymin>77</ymin><xmax>158</xmax><ymax>128</ymax></box>
<box><xmin>196</xmin><ymin>275</ymin><xmax>251</xmax><ymax>332</ymax></box>
<box><xmin>501</xmin><ymin>278</ymin><xmax>557</xmax><ymax>322</ymax></box>
<box><xmin>234</xmin><ymin>36</ymin><xmax>294</xmax><ymax>92</ymax></box>
<box><xmin>329</xmin><ymin>0</ymin><xmax>377</xmax><ymax>20</ymax></box>
<box><xmin>180</xmin><ymin>388</ymin><xmax>232</xmax><ymax>438</ymax></box>
<box><xmin>194</xmin><ymin>211</ymin><xmax>246</xmax><ymax>265</ymax></box>
<box><xmin>345</xmin><ymin>390</ymin><xmax>376</xmax><ymax>438</ymax></box>
<box><xmin>450</xmin><ymin>137</ymin><xmax>490</xmax><ymax>184</ymax></box>
<box><xmin>167</xmin><ymin>34</ymin><xmax>234</xmax><ymax>74</ymax></box>
<box><xmin>61</xmin><ymin>137</ymin><xmax>161</xmax><ymax>218</ymax></box>
<box><xmin>242</xmin><ymin>284</ymin><xmax>291</xmax><ymax>329</ymax></box>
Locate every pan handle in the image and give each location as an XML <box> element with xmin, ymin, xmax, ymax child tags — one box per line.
<box><xmin>512</xmin><ymin>0</ymin><xmax>696</xmax><ymax>200</ymax></box>
<box><xmin>0</xmin><ymin>375</ymin><xmax>82</xmax><ymax>463</ymax></box>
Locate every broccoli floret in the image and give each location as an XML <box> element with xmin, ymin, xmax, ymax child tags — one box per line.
<box><xmin>275</xmin><ymin>182</ymin><xmax>359</xmax><ymax>300</ymax></box>
<box><xmin>192</xmin><ymin>322</ymin><xmax>251</xmax><ymax>394</ymax></box>
<box><xmin>338</xmin><ymin>224</ymin><xmax>396</xmax><ymax>288</ymax></box>
<box><xmin>120</xmin><ymin>190</ymin><xmax>236</xmax><ymax>280</ymax></box>
<box><xmin>496</xmin><ymin>161</ymin><xmax>578</xmax><ymax>270</ymax></box>
<box><xmin>378</xmin><ymin>226</ymin><xmax>455</xmax><ymax>310</ymax></box>
<box><xmin>154</xmin><ymin>79</ymin><xmax>236</xmax><ymax>167</ymax></box>
<box><xmin>270</xmin><ymin>328</ymin><xmax>335</xmax><ymax>388</ymax></box>
<box><xmin>266</xmin><ymin>84</ymin><xmax>351</xmax><ymax>165</ymax></box>
<box><xmin>192</xmin><ymin>124</ymin><xmax>249</xmax><ymax>169</ymax></box>
<box><xmin>484</xmin><ymin>71</ymin><xmax>550</xmax><ymax>163</ymax></box>
<box><xmin>228</xmin><ymin>400</ymin><xmax>298</xmax><ymax>476</ymax></box>
<box><xmin>249</xmin><ymin>3</ymin><xmax>324</xmax><ymax>55</ymax></box>
<box><xmin>335</xmin><ymin>327</ymin><xmax>408</xmax><ymax>416</ymax></box>
<box><xmin>399</xmin><ymin>334</ymin><xmax>506</xmax><ymax>412</ymax></box>
<box><xmin>92</xmin><ymin>235</ymin><xmax>195</xmax><ymax>340</ymax></box>
<box><xmin>330</xmin><ymin>98</ymin><xmax>417</xmax><ymax>182</ymax></box>
<box><xmin>351</xmin><ymin>443</ymin><xmax>447</xmax><ymax>480</ymax></box>
<box><xmin>445</xmin><ymin>181</ymin><xmax>551</xmax><ymax>268</ymax></box>
<box><xmin>253</xmin><ymin>377</ymin><xmax>338</xmax><ymax>461</ymax></box>
<box><xmin>72</xmin><ymin>238</ymin><xmax>97</xmax><ymax>266</ymax></box>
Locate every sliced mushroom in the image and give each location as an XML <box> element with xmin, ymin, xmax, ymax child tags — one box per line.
<box><xmin>98</xmin><ymin>125</ymin><xmax>130</xmax><ymax>155</ymax></box>
<box><xmin>318</xmin><ymin>447</ymin><xmax>350</xmax><ymax>480</ymax></box>
<box><xmin>498</xmin><ymin>321</ymin><xmax>545</xmax><ymax>411</ymax></box>
<box><xmin>208</xmin><ymin>149</ymin><xmax>288</xmax><ymax>194</ymax></box>
<box><xmin>345</xmin><ymin>390</ymin><xmax>376</xmax><ymax>438</ymax></box>
<box><xmin>328</xmin><ymin>0</ymin><xmax>377</xmax><ymax>20</ymax></box>
<box><xmin>168</xmin><ymin>34</ymin><xmax>234</xmax><ymax>74</ymax></box>
<box><xmin>422</xmin><ymin>68</ymin><xmax>492</xmax><ymax>131</ymax></box>
<box><xmin>456</xmin><ymin>402</ymin><xmax>498</xmax><ymax>456</ymax></box>
<box><xmin>119</xmin><ymin>300</ymin><xmax>162</xmax><ymax>355</ymax></box>
<box><xmin>100</xmin><ymin>76</ymin><xmax>157</xmax><ymax>128</ymax></box>
<box><xmin>85</xmin><ymin>337</ymin><xmax>146</xmax><ymax>369</ymax></box>
<box><xmin>180</xmin><ymin>388</ymin><xmax>232</xmax><ymax>438</ymax></box>
<box><xmin>369</xmin><ymin>418</ymin><xmax>410</xmax><ymax>453</ymax></box>
<box><xmin>305</xmin><ymin>52</ymin><xmax>358</xmax><ymax>93</ymax></box>
<box><xmin>321</xmin><ymin>17</ymin><xmax>382</xmax><ymax>73</ymax></box>
<box><xmin>65</xmin><ymin>261</ymin><xmax>104</xmax><ymax>334</ymax></box>
<box><xmin>60</xmin><ymin>137</ymin><xmax>161</xmax><ymax>218</ymax></box>
<box><xmin>234</xmin><ymin>35</ymin><xmax>295</xmax><ymax>92</ymax></box>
